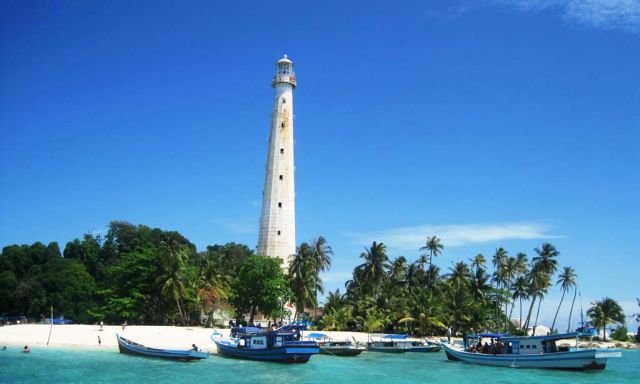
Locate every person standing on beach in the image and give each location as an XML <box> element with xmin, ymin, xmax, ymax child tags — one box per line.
<box><xmin>122</xmin><ymin>320</ymin><xmax>127</xmax><ymax>331</ymax></box>
<box><xmin>98</xmin><ymin>336</ymin><xmax>101</xmax><ymax>346</ymax></box>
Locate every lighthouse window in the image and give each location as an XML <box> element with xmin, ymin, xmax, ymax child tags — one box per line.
<box><xmin>280</xmin><ymin>148</ymin><xmax>284</xmax><ymax>154</ymax></box>
<box><xmin>282</xmin><ymin>98</ymin><xmax>286</xmax><ymax>104</ymax></box>
<box><xmin>277</xmin><ymin>230</ymin><xmax>281</xmax><ymax>235</ymax></box>
<box><xmin>281</xmin><ymin>122</ymin><xmax>285</xmax><ymax>128</ymax></box>
<box><xmin>279</xmin><ymin>175</ymin><xmax>283</xmax><ymax>180</ymax></box>
<box><xmin>278</xmin><ymin>202</ymin><xmax>282</xmax><ymax>208</ymax></box>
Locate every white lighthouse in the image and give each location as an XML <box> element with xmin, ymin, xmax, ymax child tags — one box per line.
<box><xmin>257</xmin><ymin>55</ymin><xmax>297</xmax><ymax>265</ymax></box>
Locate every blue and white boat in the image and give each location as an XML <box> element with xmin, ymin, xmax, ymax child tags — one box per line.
<box><xmin>211</xmin><ymin>326</ymin><xmax>319</xmax><ymax>363</ymax></box>
<box><xmin>443</xmin><ymin>332</ymin><xmax>621</xmax><ymax>370</ymax></box>
<box><xmin>116</xmin><ymin>334</ymin><xmax>209</xmax><ymax>361</ymax></box>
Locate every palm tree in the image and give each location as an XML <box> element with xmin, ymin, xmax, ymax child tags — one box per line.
<box><xmin>419</xmin><ymin>236</ymin><xmax>443</xmax><ymax>287</ymax></box>
<box><xmin>502</xmin><ymin>256</ymin><xmax>519</xmax><ymax>331</ymax></box>
<box><xmin>357</xmin><ymin>241</ymin><xmax>391</xmax><ymax>298</ymax></box>
<box><xmin>324</xmin><ymin>289</ymin><xmax>344</xmax><ymax>314</ymax></box>
<box><xmin>550</xmin><ymin>266</ymin><xmax>577</xmax><ymax>333</ymax></box>
<box><xmin>309</xmin><ymin>236</ymin><xmax>333</xmax><ymax>318</ymax></box>
<box><xmin>470</xmin><ymin>254</ymin><xmax>486</xmax><ymax>274</ymax></box>
<box><xmin>289</xmin><ymin>243</ymin><xmax>315</xmax><ymax>319</ymax></box>
<box><xmin>523</xmin><ymin>262</ymin><xmax>550</xmax><ymax>331</ymax></box>
<box><xmin>587</xmin><ymin>297</ymin><xmax>625</xmax><ymax>342</ymax></box>
<box><xmin>532</xmin><ymin>243</ymin><xmax>559</xmax><ymax>276</ymax></box>
<box><xmin>567</xmin><ymin>284</ymin><xmax>580</xmax><ymax>333</ymax></box>
<box><xmin>158</xmin><ymin>239</ymin><xmax>190</xmax><ymax>325</ymax></box>
<box><xmin>447</xmin><ymin>262</ymin><xmax>471</xmax><ymax>291</ymax></box>
<box><xmin>390</xmin><ymin>256</ymin><xmax>408</xmax><ymax>284</ymax></box>
<box><xmin>469</xmin><ymin>267</ymin><xmax>491</xmax><ymax>303</ymax></box>
<box><xmin>511</xmin><ymin>276</ymin><xmax>529</xmax><ymax>329</ymax></box>
<box><xmin>491</xmin><ymin>248</ymin><xmax>508</xmax><ymax>331</ymax></box>
<box><xmin>357</xmin><ymin>307</ymin><xmax>391</xmax><ymax>333</ymax></box>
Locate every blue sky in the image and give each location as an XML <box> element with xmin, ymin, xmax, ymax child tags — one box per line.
<box><xmin>1</xmin><ymin>0</ymin><xmax>639</xmax><ymax>331</ymax></box>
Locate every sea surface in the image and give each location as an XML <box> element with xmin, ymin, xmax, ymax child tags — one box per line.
<box><xmin>1</xmin><ymin>346</ymin><xmax>638</xmax><ymax>384</ymax></box>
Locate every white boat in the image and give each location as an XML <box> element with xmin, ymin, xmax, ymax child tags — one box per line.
<box><xmin>443</xmin><ymin>332</ymin><xmax>621</xmax><ymax>370</ymax></box>
<box><xmin>367</xmin><ymin>334</ymin><xmax>442</xmax><ymax>353</ymax></box>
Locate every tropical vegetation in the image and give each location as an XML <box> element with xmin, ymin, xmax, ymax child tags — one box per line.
<box><xmin>0</xmin><ymin>221</ymin><xmax>630</xmax><ymax>341</ymax></box>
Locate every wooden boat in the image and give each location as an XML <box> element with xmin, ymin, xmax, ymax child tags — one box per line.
<box><xmin>366</xmin><ymin>334</ymin><xmax>442</xmax><ymax>353</ymax></box>
<box><xmin>399</xmin><ymin>340</ymin><xmax>442</xmax><ymax>353</ymax></box>
<box><xmin>211</xmin><ymin>326</ymin><xmax>319</xmax><ymax>363</ymax></box>
<box><xmin>116</xmin><ymin>334</ymin><xmax>209</xmax><ymax>361</ymax></box>
<box><xmin>305</xmin><ymin>333</ymin><xmax>365</xmax><ymax>356</ymax></box>
<box><xmin>366</xmin><ymin>334</ymin><xmax>408</xmax><ymax>353</ymax></box>
<box><xmin>443</xmin><ymin>332</ymin><xmax>621</xmax><ymax>370</ymax></box>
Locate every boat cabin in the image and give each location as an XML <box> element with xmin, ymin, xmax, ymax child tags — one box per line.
<box><xmin>464</xmin><ymin>332</ymin><xmax>585</xmax><ymax>356</ymax></box>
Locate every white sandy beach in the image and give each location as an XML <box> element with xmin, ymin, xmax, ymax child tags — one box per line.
<box><xmin>1</xmin><ymin>324</ymin><xmax>631</xmax><ymax>353</ymax></box>
<box><xmin>0</xmin><ymin>324</ymin><xmax>410</xmax><ymax>353</ymax></box>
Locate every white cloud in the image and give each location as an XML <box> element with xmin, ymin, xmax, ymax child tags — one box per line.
<box><xmin>564</xmin><ymin>0</ymin><xmax>640</xmax><ymax>32</ymax></box>
<box><xmin>495</xmin><ymin>0</ymin><xmax>640</xmax><ymax>32</ymax></box>
<box><xmin>347</xmin><ymin>221</ymin><xmax>560</xmax><ymax>252</ymax></box>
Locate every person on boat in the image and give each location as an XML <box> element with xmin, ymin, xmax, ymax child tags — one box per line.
<box><xmin>22</xmin><ymin>345</ymin><xmax>30</xmax><ymax>353</ymax></box>
<box><xmin>191</xmin><ymin>344</ymin><xmax>199</xmax><ymax>351</ymax></box>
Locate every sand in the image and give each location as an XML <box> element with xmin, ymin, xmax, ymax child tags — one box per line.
<box><xmin>0</xmin><ymin>324</ymin><xmax>447</xmax><ymax>353</ymax></box>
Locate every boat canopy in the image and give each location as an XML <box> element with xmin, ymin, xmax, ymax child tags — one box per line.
<box><xmin>382</xmin><ymin>334</ymin><xmax>408</xmax><ymax>339</ymax></box>
<box><xmin>306</xmin><ymin>333</ymin><xmax>328</xmax><ymax>340</ymax></box>
<box><xmin>466</xmin><ymin>333</ymin><xmax>509</xmax><ymax>339</ymax></box>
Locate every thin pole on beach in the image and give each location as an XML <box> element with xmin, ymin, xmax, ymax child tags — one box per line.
<box><xmin>46</xmin><ymin>306</ymin><xmax>53</xmax><ymax>346</ymax></box>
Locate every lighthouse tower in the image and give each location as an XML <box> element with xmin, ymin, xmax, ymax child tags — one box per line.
<box><xmin>257</xmin><ymin>55</ymin><xmax>297</xmax><ymax>265</ymax></box>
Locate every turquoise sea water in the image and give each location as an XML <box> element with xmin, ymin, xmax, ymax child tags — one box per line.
<box><xmin>1</xmin><ymin>347</ymin><xmax>638</xmax><ymax>384</ymax></box>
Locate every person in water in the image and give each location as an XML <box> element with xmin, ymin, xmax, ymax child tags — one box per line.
<box><xmin>22</xmin><ymin>345</ymin><xmax>30</xmax><ymax>353</ymax></box>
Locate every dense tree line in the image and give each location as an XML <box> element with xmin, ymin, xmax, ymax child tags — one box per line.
<box><xmin>0</xmin><ymin>221</ymin><xmax>282</xmax><ymax>326</ymax></box>
<box><xmin>310</xmin><ymin>239</ymin><xmax>628</xmax><ymax>340</ymax></box>
<box><xmin>0</xmin><ymin>222</ymin><xmax>629</xmax><ymax>340</ymax></box>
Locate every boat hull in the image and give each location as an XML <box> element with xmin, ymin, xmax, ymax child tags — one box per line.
<box><xmin>443</xmin><ymin>344</ymin><xmax>621</xmax><ymax>370</ymax></box>
<box><xmin>116</xmin><ymin>334</ymin><xmax>208</xmax><ymax>361</ymax></box>
<box><xmin>407</xmin><ymin>345</ymin><xmax>442</xmax><ymax>353</ymax></box>
<box><xmin>319</xmin><ymin>346</ymin><xmax>365</xmax><ymax>356</ymax></box>
<box><xmin>214</xmin><ymin>339</ymin><xmax>319</xmax><ymax>363</ymax></box>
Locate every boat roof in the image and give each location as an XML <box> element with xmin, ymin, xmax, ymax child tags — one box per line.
<box><xmin>499</xmin><ymin>332</ymin><xmax>584</xmax><ymax>342</ymax></box>
<box><xmin>306</xmin><ymin>333</ymin><xmax>328</xmax><ymax>340</ymax></box>
<box><xmin>466</xmin><ymin>332</ymin><xmax>586</xmax><ymax>342</ymax></box>
<box><xmin>382</xmin><ymin>334</ymin><xmax>408</xmax><ymax>339</ymax></box>
<box><xmin>466</xmin><ymin>333</ymin><xmax>510</xmax><ymax>339</ymax></box>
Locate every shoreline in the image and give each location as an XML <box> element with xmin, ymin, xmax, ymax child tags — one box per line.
<box><xmin>1</xmin><ymin>324</ymin><xmax>636</xmax><ymax>353</ymax></box>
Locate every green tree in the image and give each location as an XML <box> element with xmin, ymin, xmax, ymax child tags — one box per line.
<box><xmin>511</xmin><ymin>275</ymin><xmax>529</xmax><ymax>329</ymax></box>
<box><xmin>419</xmin><ymin>236</ymin><xmax>443</xmax><ymax>288</ymax></box>
<box><xmin>470</xmin><ymin>254</ymin><xmax>486</xmax><ymax>275</ymax></box>
<box><xmin>550</xmin><ymin>266</ymin><xmax>577</xmax><ymax>333</ymax></box>
<box><xmin>231</xmin><ymin>256</ymin><xmax>292</xmax><ymax>324</ymax></box>
<box><xmin>289</xmin><ymin>243</ymin><xmax>316</xmax><ymax>318</ymax></box>
<box><xmin>356</xmin><ymin>242</ymin><xmax>390</xmax><ymax>298</ymax></box>
<box><xmin>309</xmin><ymin>237</ymin><xmax>333</xmax><ymax>318</ymax></box>
<box><xmin>587</xmin><ymin>297</ymin><xmax>625</xmax><ymax>342</ymax></box>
